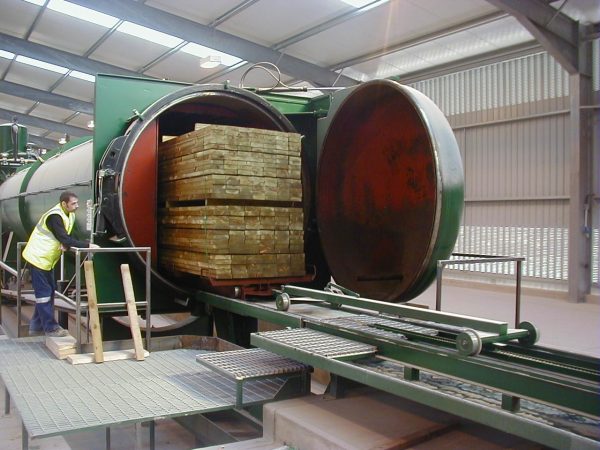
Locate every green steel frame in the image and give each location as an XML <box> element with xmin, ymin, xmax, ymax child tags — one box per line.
<box><xmin>196</xmin><ymin>286</ymin><xmax>600</xmax><ymax>448</ymax></box>
<box><xmin>251</xmin><ymin>332</ymin><xmax>599</xmax><ymax>450</ymax></box>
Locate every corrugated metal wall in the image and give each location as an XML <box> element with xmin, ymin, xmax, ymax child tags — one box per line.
<box><xmin>409</xmin><ymin>49</ymin><xmax>598</xmax><ymax>286</ymax></box>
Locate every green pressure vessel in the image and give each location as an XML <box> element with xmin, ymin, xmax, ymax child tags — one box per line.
<box><xmin>0</xmin><ymin>138</ymin><xmax>94</xmax><ymax>243</ymax></box>
<box><xmin>0</xmin><ymin>75</ymin><xmax>464</xmax><ymax>304</ymax></box>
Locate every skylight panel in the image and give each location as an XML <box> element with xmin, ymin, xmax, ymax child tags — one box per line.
<box><xmin>22</xmin><ymin>0</ymin><xmax>45</xmax><ymax>6</ymax></box>
<box><xmin>47</xmin><ymin>0</ymin><xmax>119</xmax><ymax>28</ymax></box>
<box><xmin>15</xmin><ymin>55</ymin><xmax>69</xmax><ymax>74</ymax></box>
<box><xmin>69</xmin><ymin>70</ymin><xmax>95</xmax><ymax>82</ymax></box>
<box><xmin>180</xmin><ymin>43</ymin><xmax>242</xmax><ymax>67</ymax></box>
<box><xmin>117</xmin><ymin>22</ymin><xmax>183</xmax><ymax>48</ymax></box>
<box><xmin>339</xmin><ymin>0</ymin><xmax>389</xmax><ymax>9</ymax></box>
<box><xmin>0</xmin><ymin>50</ymin><xmax>15</xmax><ymax>59</ymax></box>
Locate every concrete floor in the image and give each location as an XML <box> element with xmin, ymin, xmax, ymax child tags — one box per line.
<box><xmin>410</xmin><ymin>280</ymin><xmax>600</xmax><ymax>357</ymax></box>
<box><xmin>1</xmin><ymin>280</ymin><xmax>598</xmax><ymax>449</ymax></box>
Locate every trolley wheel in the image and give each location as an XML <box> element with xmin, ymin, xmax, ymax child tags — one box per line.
<box><xmin>330</xmin><ymin>302</ymin><xmax>342</xmax><ymax>309</ymax></box>
<box><xmin>276</xmin><ymin>293</ymin><xmax>290</xmax><ymax>311</ymax></box>
<box><xmin>517</xmin><ymin>321</ymin><xmax>540</xmax><ymax>346</ymax></box>
<box><xmin>456</xmin><ymin>329</ymin><xmax>483</xmax><ymax>356</ymax></box>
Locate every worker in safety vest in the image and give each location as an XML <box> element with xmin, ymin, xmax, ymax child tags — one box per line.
<box><xmin>23</xmin><ymin>191</ymin><xmax>99</xmax><ymax>337</ymax></box>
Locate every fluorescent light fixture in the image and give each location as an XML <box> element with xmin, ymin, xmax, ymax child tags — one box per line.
<box><xmin>16</xmin><ymin>55</ymin><xmax>68</xmax><ymax>74</ymax></box>
<box><xmin>87</xmin><ymin>120</ymin><xmax>94</xmax><ymax>129</ymax></box>
<box><xmin>117</xmin><ymin>21</ymin><xmax>183</xmax><ymax>47</ymax></box>
<box><xmin>181</xmin><ymin>43</ymin><xmax>242</xmax><ymax>67</ymax></box>
<box><xmin>69</xmin><ymin>70</ymin><xmax>95</xmax><ymax>82</ymax></box>
<box><xmin>0</xmin><ymin>50</ymin><xmax>15</xmax><ymax>59</ymax></box>
<box><xmin>47</xmin><ymin>0</ymin><xmax>119</xmax><ymax>28</ymax></box>
<box><xmin>339</xmin><ymin>0</ymin><xmax>388</xmax><ymax>8</ymax></box>
<box><xmin>22</xmin><ymin>0</ymin><xmax>45</xmax><ymax>6</ymax></box>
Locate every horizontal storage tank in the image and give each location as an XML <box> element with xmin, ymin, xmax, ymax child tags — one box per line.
<box><xmin>0</xmin><ymin>138</ymin><xmax>93</xmax><ymax>243</ymax></box>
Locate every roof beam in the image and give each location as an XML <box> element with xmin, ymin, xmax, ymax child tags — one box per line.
<box><xmin>0</xmin><ymin>80</ymin><xmax>93</xmax><ymax>115</ymax></box>
<box><xmin>67</xmin><ymin>0</ymin><xmax>357</xmax><ymax>87</ymax></box>
<box><xmin>0</xmin><ymin>108</ymin><xmax>88</xmax><ymax>137</ymax></box>
<box><xmin>274</xmin><ymin>0</ymin><xmax>393</xmax><ymax>51</ymax></box>
<box><xmin>202</xmin><ymin>0</ymin><xmax>395</xmax><ymax>84</ymax></box>
<box><xmin>208</xmin><ymin>0</ymin><xmax>260</xmax><ymax>28</ymax></box>
<box><xmin>26</xmin><ymin>134</ymin><xmax>58</xmax><ymax>149</ymax></box>
<box><xmin>329</xmin><ymin>12</ymin><xmax>509</xmax><ymax>71</ymax></box>
<box><xmin>0</xmin><ymin>32</ymin><xmax>142</xmax><ymax>78</ymax></box>
<box><xmin>486</xmin><ymin>0</ymin><xmax>583</xmax><ymax>74</ymax></box>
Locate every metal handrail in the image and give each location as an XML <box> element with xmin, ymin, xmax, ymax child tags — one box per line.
<box><xmin>436</xmin><ymin>253</ymin><xmax>525</xmax><ymax>327</ymax></box>
<box><xmin>0</xmin><ymin>259</ymin><xmax>17</xmax><ymax>277</ymax></box>
<box><xmin>6</xmin><ymin>243</ymin><xmax>152</xmax><ymax>351</ymax></box>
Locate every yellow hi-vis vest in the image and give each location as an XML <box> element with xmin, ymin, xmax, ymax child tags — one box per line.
<box><xmin>23</xmin><ymin>203</ymin><xmax>75</xmax><ymax>270</ymax></box>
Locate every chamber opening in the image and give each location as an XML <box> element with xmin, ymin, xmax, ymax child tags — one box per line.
<box><xmin>117</xmin><ymin>87</ymin><xmax>305</xmax><ymax>293</ymax></box>
<box><xmin>317</xmin><ymin>80</ymin><xmax>438</xmax><ymax>302</ymax></box>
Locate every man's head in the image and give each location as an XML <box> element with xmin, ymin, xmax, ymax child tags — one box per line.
<box><xmin>60</xmin><ymin>191</ymin><xmax>79</xmax><ymax>213</ymax></box>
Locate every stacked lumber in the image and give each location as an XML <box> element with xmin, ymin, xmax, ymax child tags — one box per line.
<box><xmin>46</xmin><ymin>335</ymin><xmax>76</xmax><ymax>360</ymax></box>
<box><xmin>158</xmin><ymin>124</ymin><xmax>305</xmax><ymax>280</ymax></box>
<box><xmin>158</xmin><ymin>124</ymin><xmax>302</xmax><ymax>202</ymax></box>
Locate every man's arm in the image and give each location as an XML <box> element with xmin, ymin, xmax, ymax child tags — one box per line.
<box><xmin>46</xmin><ymin>214</ymin><xmax>90</xmax><ymax>249</ymax></box>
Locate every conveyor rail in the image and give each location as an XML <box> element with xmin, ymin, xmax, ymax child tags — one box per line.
<box><xmin>251</xmin><ymin>328</ymin><xmax>600</xmax><ymax>450</ymax></box>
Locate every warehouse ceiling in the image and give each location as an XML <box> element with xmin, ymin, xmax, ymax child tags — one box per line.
<box><xmin>0</xmin><ymin>0</ymin><xmax>597</xmax><ymax>147</ymax></box>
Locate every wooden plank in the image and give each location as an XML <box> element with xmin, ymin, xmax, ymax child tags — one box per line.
<box><xmin>67</xmin><ymin>349</ymin><xmax>150</xmax><ymax>365</ymax></box>
<box><xmin>83</xmin><ymin>261</ymin><xmax>104</xmax><ymax>363</ymax></box>
<box><xmin>158</xmin><ymin>124</ymin><xmax>301</xmax><ymax>164</ymax></box>
<box><xmin>158</xmin><ymin>174</ymin><xmax>302</xmax><ymax>203</ymax></box>
<box><xmin>45</xmin><ymin>335</ymin><xmax>76</xmax><ymax>360</ymax></box>
<box><xmin>120</xmin><ymin>264</ymin><xmax>145</xmax><ymax>361</ymax></box>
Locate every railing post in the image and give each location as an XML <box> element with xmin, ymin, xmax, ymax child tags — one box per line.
<box><xmin>515</xmin><ymin>259</ymin><xmax>522</xmax><ymax>327</ymax></box>
<box><xmin>16</xmin><ymin>243</ymin><xmax>23</xmax><ymax>338</ymax></box>
<box><xmin>435</xmin><ymin>261</ymin><xmax>444</xmax><ymax>311</ymax></box>
<box><xmin>75</xmin><ymin>249</ymin><xmax>81</xmax><ymax>353</ymax></box>
<box><xmin>145</xmin><ymin>249</ymin><xmax>152</xmax><ymax>351</ymax></box>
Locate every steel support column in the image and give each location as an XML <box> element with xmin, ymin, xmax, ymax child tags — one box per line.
<box><xmin>568</xmin><ymin>69</ymin><xmax>594</xmax><ymax>302</ymax></box>
<box><xmin>488</xmin><ymin>0</ymin><xmax>595</xmax><ymax>301</ymax></box>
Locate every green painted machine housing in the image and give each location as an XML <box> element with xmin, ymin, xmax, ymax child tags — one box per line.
<box><xmin>0</xmin><ymin>123</ymin><xmax>28</xmax><ymax>156</ymax></box>
<box><xmin>0</xmin><ymin>74</ymin><xmax>464</xmax><ymax>310</ymax></box>
<box><xmin>0</xmin><ymin>123</ymin><xmax>29</xmax><ymax>182</ymax></box>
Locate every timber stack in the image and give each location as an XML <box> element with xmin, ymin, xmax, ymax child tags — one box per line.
<box><xmin>158</xmin><ymin>124</ymin><xmax>305</xmax><ymax>280</ymax></box>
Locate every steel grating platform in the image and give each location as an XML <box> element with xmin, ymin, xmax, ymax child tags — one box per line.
<box><xmin>197</xmin><ymin>348</ymin><xmax>310</xmax><ymax>380</ymax></box>
<box><xmin>0</xmin><ymin>338</ymin><xmax>288</xmax><ymax>439</ymax></box>
<box><xmin>253</xmin><ymin>328</ymin><xmax>376</xmax><ymax>359</ymax></box>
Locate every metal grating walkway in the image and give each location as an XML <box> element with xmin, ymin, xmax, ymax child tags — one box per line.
<box><xmin>197</xmin><ymin>348</ymin><xmax>310</xmax><ymax>380</ymax></box>
<box><xmin>253</xmin><ymin>328</ymin><xmax>376</xmax><ymax>359</ymax></box>
<box><xmin>0</xmin><ymin>338</ymin><xmax>287</xmax><ymax>439</ymax></box>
